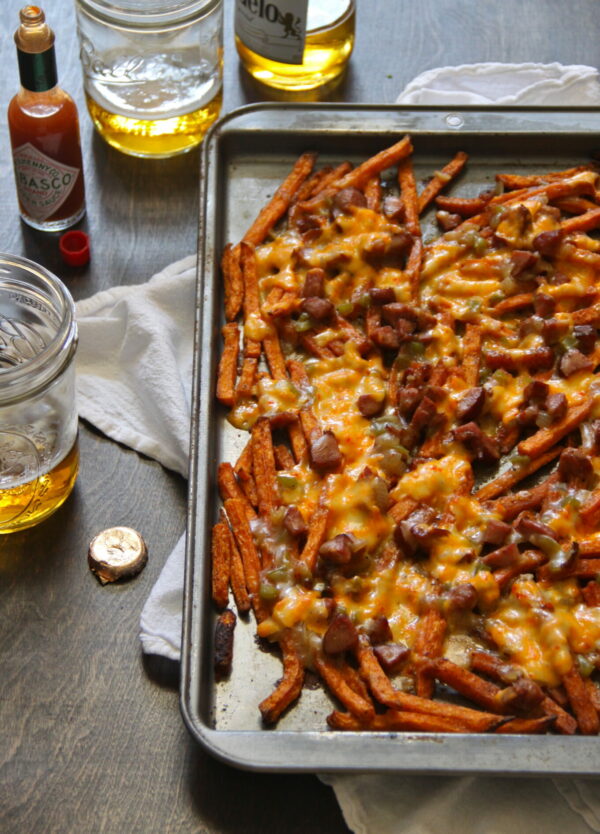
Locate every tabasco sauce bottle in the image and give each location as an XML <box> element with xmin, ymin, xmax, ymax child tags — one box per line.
<box><xmin>8</xmin><ymin>6</ymin><xmax>86</xmax><ymax>232</ymax></box>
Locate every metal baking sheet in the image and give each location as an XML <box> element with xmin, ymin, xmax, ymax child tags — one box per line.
<box><xmin>181</xmin><ymin>103</ymin><xmax>600</xmax><ymax>774</ymax></box>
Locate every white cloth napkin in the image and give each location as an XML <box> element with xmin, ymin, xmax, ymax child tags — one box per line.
<box><xmin>74</xmin><ymin>62</ymin><xmax>600</xmax><ymax>834</ymax></box>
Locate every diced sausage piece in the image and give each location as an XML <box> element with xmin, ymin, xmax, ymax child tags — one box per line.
<box><xmin>371</xmin><ymin>325</ymin><xmax>400</xmax><ymax>350</ymax></box>
<box><xmin>362</xmin><ymin>615</ymin><xmax>393</xmax><ymax>645</ymax></box>
<box><xmin>382</xmin><ymin>195</ymin><xmax>404</xmax><ymax>222</ymax></box>
<box><xmin>293</xmin><ymin>212</ymin><xmax>322</xmax><ymax>237</ymax></box>
<box><xmin>546</xmin><ymin>392</ymin><xmax>568</xmax><ymax>422</ymax></box>
<box><xmin>283</xmin><ymin>505</ymin><xmax>308</xmax><ymax>538</ymax></box>
<box><xmin>533</xmin><ymin>292</ymin><xmax>556</xmax><ymax>318</ymax></box>
<box><xmin>454</xmin><ymin>421</ymin><xmax>500</xmax><ymax>463</ymax></box>
<box><xmin>268</xmin><ymin>411</ymin><xmax>298</xmax><ymax>429</ymax></box>
<box><xmin>302</xmin><ymin>267</ymin><xmax>325</xmax><ymax>298</ymax></box>
<box><xmin>533</xmin><ymin>229</ymin><xmax>563</xmax><ymax>256</ymax></box>
<box><xmin>396</xmin><ymin>318</ymin><xmax>416</xmax><ymax>341</ymax></box>
<box><xmin>541</xmin><ymin>317</ymin><xmax>568</xmax><ymax>345</ymax></box>
<box><xmin>481</xmin><ymin>519</ymin><xmax>512</xmax><ymax>546</ymax></box>
<box><xmin>333</xmin><ymin>187</ymin><xmax>367</xmax><ymax>215</ymax></box>
<box><xmin>436</xmin><ymin>210</ymin><xmax>462</xmax><ymax>231</ymax></box>
<box><xmin>373</xmin><ymin>642</ymin><xmax>410</xmax><ymax>671</ymax></box>
<box><xmin>517</xmin><ymin>405</ymin><xmax>539</xmax><ymax>428</ymax></box>
<box><xmin>557</xmin><ymin>448</ymin><xmax>594</xmax><ymax>488</ymax></box>
<box><xmin>369</xmin><ymin>286</ymin><xmax>396</xmax><ymax>305</ymax></box>
<box><xmin>500</xmin><ymin>677</ymin><xmax>545</xmax><ymax>712</ymax></box>
<box><xmin>514</xmin><ymin>512</ymin><xmax>559</xmax><ymax>542</ymax></box>
<box><xmin>357</xmin><ymin>393</ymin><xmax>385</xmax><ymax>418</ymax></box>
<box><xmin>319</xmin><ymin>534</ymin><xmax>355</xmax><ymax>564</ymax></box>
<box><xmin>382</xmin><ymin>302</ymin><xmax>419</xmax><ymax>324</ymax></box>
<box><xmin>403</xmin><ymin>362</ymin><xmax>432</xmax><ymax>388</ymax></box>
<box><xmin>511</xmin><ymin>250</ymin><xmax>539</xmax><ymax>277</ymax></box>
<box><xmin>559</xmin><ymin>348</ymin><xmax>594</xmax><ymax>378</ymax></box>
<box><xmin>322</xmin><ymin>613</ymin><xmax>358</xmax><ymax>654</ymax></box>
<box><xmin>410</xmin><ymin>395</ymin><xmax>437</xmax><ymax>432</ymax></box>
<box><xmin>524</xmin><ymin>379</ymin><xmax>550</xmax><ymax>404</ymax></box>
<box><xmin>396</xmin><ymin>386</ymin><xmax>421</xmax><ymax>418</ymax></box>
<box><xmin>574</xmin><ymin>324</ymin><xmax>597</xmax><ymax>355</ymax></box>
<box><xmin>482</xmin><ymin>542</ymin><xmax>520</xmax><ymax>568</ymax></box>
<box><xmin>310</xmin><ymin>431</ymin><xmax>342</xmax><ymax>471</ymax></box>
<box><xmin>423</xmin><ymin>385</ymin><xmax>446</xmax><ymax>405</ymax></box>
<box><xmin>456</xmin><ymin>387</ymin><xmax>485</xmax><ymax>422</ymax></box>
<box><xmin>301</xmin><ymin>296</ymin><xmax>335</xmax><ymax>321</ymax></box>
<box><xmin>445</xmin><ymin>583</ymin><xmax>478</xmax><ymax>612</ymax></box>
<box><xmin>363</xmin><ymin>237</ymin><xmax>389</xmax><ymax>265</ymax></box>
<box><xmin>387</xmin><ymin>232</ymin><xmax>414</xmax><ymax>262</ymax></box>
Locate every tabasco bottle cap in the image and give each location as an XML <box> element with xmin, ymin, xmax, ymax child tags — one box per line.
<box><xmin>59</xmin><ymin>230</ymin><xmax>90</xmax><ymax>266</ymax></box>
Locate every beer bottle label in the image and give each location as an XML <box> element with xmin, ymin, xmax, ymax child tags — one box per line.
<box><xmin>12</xmin><ymin>143</ymin><xmax>80</xmax><ymax>222</ymax></box>
<box><xmin>235</xmin><ymin>0</ymin><xmax>309</xmax><ymax>64</ymax></box>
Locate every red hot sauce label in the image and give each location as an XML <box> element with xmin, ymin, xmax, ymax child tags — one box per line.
<box><xmin>12</xmin><ymin>143</ymin><xmax>80</xmax><ymax>221</ymax></box>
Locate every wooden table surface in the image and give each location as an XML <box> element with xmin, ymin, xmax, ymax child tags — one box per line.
<box><xmin>1</xmin><ymin>1</ymin><xmax>598</xmax><ymax>831</ymax></box>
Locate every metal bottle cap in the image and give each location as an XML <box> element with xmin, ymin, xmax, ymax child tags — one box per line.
<box><xmin>88</xmin><ymin>526</ymin><xmax>148</xmax><ymax>584</ymax></box>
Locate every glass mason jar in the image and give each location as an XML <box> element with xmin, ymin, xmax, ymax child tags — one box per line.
<box><xmin>0</xmin><ymin>254</ymin><xmax>79</xmax><ymax>533</ymax></box>
<box><xmin>74</xmin><ymin>0</ymin><xmax>223</xmax><ymax>158</ymax></box>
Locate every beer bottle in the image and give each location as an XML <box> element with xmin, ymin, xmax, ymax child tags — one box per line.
<box><xmin>234</xmin><ymin>0</ymin><xmax>355</xmax><ymax>92</ymax></box>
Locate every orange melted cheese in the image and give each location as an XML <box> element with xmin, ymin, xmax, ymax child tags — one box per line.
<box><xmin>235</xmin><ymin>168</ymin><xmax>600</xmax><ymax>689</ymax></box>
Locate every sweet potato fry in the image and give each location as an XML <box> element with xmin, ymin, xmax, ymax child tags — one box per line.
<box><xmin>495</xmin><ymin>716</ymin><xmax>556</xmax><ymax>734</ymax></box>
<box><xmin>517</xmin><ymin>399</ymin><xmax>593</xmax><ymax>459</ymax></box>
<box><xmin>327</xmin><ymin>709</ymin><xmax>477</xmax><ymax>733</ymax></box>
<box><xmin>411</xmin><ymin>608</ymin><xmax>447</xmax><ymax>698</ymax></box>
<box><xmin>314</xmin><ymin>654</ymin><xmax>375</xmax><ymax>723</ymax></box>
<box><xmin>435</xmin><ymin>193</ymin><xmax>492</xmax><ymax>217</ymax></box>
<box><xmin>475</xmin><ymin>445</ymin><xmax>562</xmax><ymax>502</ymax></box>
<box><xmin>251</xmin><ymin>418</ymin><xmax>280</xmax><ymax>517</ymax></box>
<box><xmin>274</xmin><ymin>443</ymin><xmax>296</xmax><ymax>471</ymax></box>
<box><xmin>432</xmin><ymin>658</ymin><xmax>512</xmax><ymax>713</ymax></box>
<box><xmin>300</xmin><ymin>479</ymin><xmax>331</xmax><ymax>572</ymax></box>
<box><xmin>214</xmin><ymin>609</ymin><xmax>236</xmax><ymax>679</ymax></box>
<box><xmin>217</xmin><ymin>461</ymin><xmax>256</xmax><ymax>520</ymax></box>
<box><xmin>224</xmin><ymin>498</ymin><xmax>262</xmax><ymax>601</ymax></box>
<box><xmin>216</xmin><ymin>323</ymin><xmax>240</xmax><ymax>408</ymax></box>
<box><xmin>211</xmin><ymin>517</ymin><xmax>231</xmax><ymax>609</ymax></box>
<box><xmin>398</xmin><ymin>158</ymin><xmax>420</xmax><ymax>237</ymax></box>
<box><xmin>490</xmin><ymin>292</ymin><xmax>534</xmax><ymax>317</ymax></box>
<box><xmin>223</xmin><ymin>519</ymin><xmax>251</xmax><ymax>614</ymax></box>
<box><xmin>221</xmin><ymin>243</ymin><xmax>244</xmax><ymax>322</ymax></box>
<box><xmin>563</xmin><ymin>665</ymin><xmax>600</xmax><ymax>735</ymax></box>
<box><xmin>234</xmin><ymin>439</ymin><xmax>259</xmax><ymax>508</ymax></box>
<box><xmin>243</xmin><ymin>152</ymin><xmax>317</xmax><ymax>246</ymax></box>
<box><xmin>259</xmin><ymin>632</ymin><xmax>305</xmax><ymax>724</ymax></box>
<box><xmin>418</xmin><ymin>151</ymin><xmax>468</xmax><ymax>213</ymax></box>
<box><xmin>356</xmin><ymin>637</ymin><xmax>502</xmax><ymax>732</ymax></box>
<box><xmin>462</xmin><ymin>323</ymin><xmax>482</xmax><ymax>387</ymax></box>
<box><xmin>561</xmin><ymin>207</ymin><xmax>600</xmax><ymax>235</ymax></box>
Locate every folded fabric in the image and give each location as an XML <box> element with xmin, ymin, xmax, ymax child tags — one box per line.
<box><xmin>396</xmin><ymin>61</ymin><xmax>600</xmax><ymax>106</ymax></box>
<box><xmin>73</xmin><ymin>62</ymin><xmax>600</xmax><ymax>834</ymax></box>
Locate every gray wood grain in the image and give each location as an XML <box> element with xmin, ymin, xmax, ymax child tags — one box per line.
<box><xmin>0</xmin><ymin>0</ymin><xmax>598</xmax><ymax>831</ymax></box>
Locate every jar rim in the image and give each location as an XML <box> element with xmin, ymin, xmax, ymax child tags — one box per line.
<box><xmin>0</xmin><ymin>253</ymin><xmax>77</xmax><ymax>404</ymax></box>
<box><xmin>75</xmin><ymin>0</ymin><xmax>222</xmax><ymax>26</ymax></box>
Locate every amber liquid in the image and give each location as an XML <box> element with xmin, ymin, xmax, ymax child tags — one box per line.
<box><xmin>85</xmin><ymin>90</ymin><xmax>222</xmax><ymax>159</ymax></box>
<box><xmin>236</xmin><ymin>1</ymin><xmax>355</xmax><ymax>91</ymax></box>
<box><xmin>0</xmin><ymin>440</ymin><xmax>79</xmax><ymax>534</ymax></box>
<box><xmin>8</xmin><ymin>87</ymin><xmax>86</xmax><ymax>231</ymax></box>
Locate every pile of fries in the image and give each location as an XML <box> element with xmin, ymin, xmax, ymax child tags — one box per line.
<box><xmin>211</xmin><ymin>134</ymin><xmax>600</xmax><ymax>734</ymax></box>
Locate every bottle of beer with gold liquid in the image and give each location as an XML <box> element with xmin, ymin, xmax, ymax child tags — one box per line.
<box><xmin>235</xmin><ymin>0</ymin><xmax>355</xmax><ymax>91</ymax></box>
